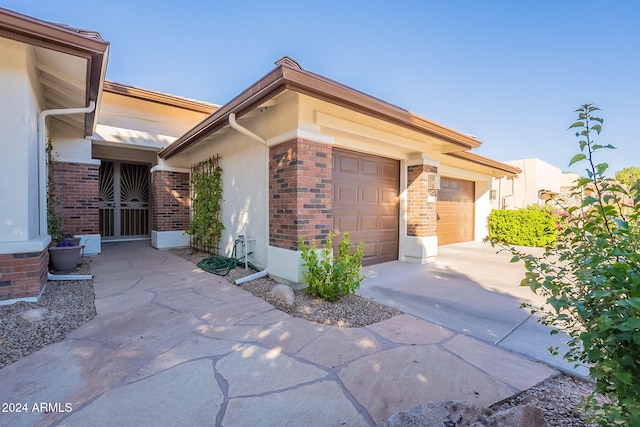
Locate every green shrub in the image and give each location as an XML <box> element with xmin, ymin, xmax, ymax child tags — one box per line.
<box><xmin>493</xmin><ymin>105</ymin><xmax>640</xmax><ymax>425</ymax></box>
<box><xmin>298</xmin><ymin>233</ymin><xmax>364</xmax><ymax>302</ymax></box>
<box><xmin>488</xmin><ymin>208</ymin><xmax>557</xmax><ymax>247</ymax></box>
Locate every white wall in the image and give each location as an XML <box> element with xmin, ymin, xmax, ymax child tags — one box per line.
<box><xmin>500</xmin><ymin>158</ymin><xmax>562</xmax><ymax>209</ymax></box>
<box><xmin>0</xmin><ymin>39</ymin><xmax>41</xmax><ymax>245</ymax></box>
<box><xmin>187</xmin><ymin>125</ymin><xmax>269</xmax><ymax>270</ymax></box>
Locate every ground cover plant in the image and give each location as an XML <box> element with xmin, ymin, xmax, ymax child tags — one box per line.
<box><xmin>495</xmin><ymin>105</ymin><xmax>640</xmax><ymax>425</ymax></box>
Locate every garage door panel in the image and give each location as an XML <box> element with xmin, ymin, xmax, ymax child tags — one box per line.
<box><xmin>382</xmin><ymin>163</ymin><xmax>399</xmax><ymax>180</ymax></box>
<box><xmin>362</xmin><ymin>159</ymin><xmax>379</xmax><ymax>176</ymax></box>
<box><xmin>362</xmin><ymin>242</ymin><xmax>377</xmax><ymax>258</ymax></box>
<box><xmin>335</xmin><ymin>215</ymin><xmax>358</xmax><ymax>232</ymax></box>
<box><xmin>361</xmin><ymin>187</ymin><xmax>379</xmax><ymax>204</ymax></box>
<box><xmin>360</xmin><ymin>215</ymin><xmax>378</xmax><ymax>231</ymax></box>
<box><xmin>336</xmin><ymin>184</ymin><xmax>358</xmax><ymax>204</ymax></box>
<box><xmin>333</xmin><ymin>149</ymin><xmax>399</xmax><ymax>266</ymax></box>
<box><xmin>380</xmin><ymin>215</ymin><xmax>397</xmax><ymax>231</ymax></box>
<box><xmin>382</xmin><ymin>192</ymin><xmax>397</xmax><ymax>205</ymax></box>
<box><xmin>338</xmin><ymin>154</ymin><xmax>359</xmax><ymax>174</ymax></box>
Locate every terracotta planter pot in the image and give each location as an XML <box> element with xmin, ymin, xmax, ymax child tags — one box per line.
<box><xmin>49</xmin><ymin>244</ymin><xmax>81</xmax><ymax>272</ymax></box>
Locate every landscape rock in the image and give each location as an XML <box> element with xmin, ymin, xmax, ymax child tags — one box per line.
<box><xmin>20</xmin><ymin>308</ymin><xmax>49</xmax><ymax>323</ymax></box>
<box><xmin>380</xmin><ymin>401</ymin><xmax>490</xmax><ymax>427</ymax></box>
<box><xmin>478</xmin><ymin>404</ymin><xmax>548</xmax><ymax>427</ymax></box>
<box><xmin>269</xmin><ymin>284</ymin><xmax>295</xmax><ymax>306</ymax></box>
<box><xmin>380</xmin><ymin>401</ymin><xmax>548</xmax><ymax>427</ymax></box>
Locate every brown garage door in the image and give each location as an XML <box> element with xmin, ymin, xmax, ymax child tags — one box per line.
<box><xmin>437</xmin><ymin>177</ymin><xmax>475</xmax><ymax>245</ymax></box>
<box><xmin>333</xmin><ymin>149</ymin><xmax>399</xmax><ymax>266</ymax></box>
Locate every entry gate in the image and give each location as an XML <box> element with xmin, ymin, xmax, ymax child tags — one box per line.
<box><xmin>99</xmin><ymin>161</ymin><xmax>150</xmax><ymax>240</ymax></box>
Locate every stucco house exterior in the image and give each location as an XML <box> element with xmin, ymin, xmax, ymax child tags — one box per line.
<box><xmin>491</xmin><ymin>158</ymin><xmax>581</xmax><ymax>210</ymax></box>
<box><xmin>0</xmin><ymin>8</ymin><xmax>519</xmax><ymax>304</ymax></box>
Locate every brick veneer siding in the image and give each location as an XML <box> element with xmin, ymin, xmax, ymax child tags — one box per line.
<box><xmin>151</xmin><ymin>170</ymin><xmax>190</xmax><ymax>232</ymax></box>
<box><xmin>406</xmin><ymin>164</ymin><xmax>438</xmax><ymax>237</ymax></box>
<box><xmin>53</xmin><ymin>162</ymin><xmax>99</xmax><ymax>234</ymax></box>
<box><xmin>269</xmin><ymin>138</ymin><xmax>332</xmax><ymax>250</ymax></box>
<box><xmin>0</xmin><ymin>249</ymin><xmax>48</xmax><ymax>300</ymax></box>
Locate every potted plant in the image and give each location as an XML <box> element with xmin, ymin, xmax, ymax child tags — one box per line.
<box><xmin>46</xmin><ymin>138</ymin><xmax>82</xmax><ymax>272</ymax></box>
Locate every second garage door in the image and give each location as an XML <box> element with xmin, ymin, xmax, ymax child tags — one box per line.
<box><xmin>332</xmin><ymin>149</ymin><xmax>399</xmax><ymax>266</ymax></box>
<box><xmin>437</xmin><ymin>177</ymin><xmax>475</xmax><ymax>245</ymax></box>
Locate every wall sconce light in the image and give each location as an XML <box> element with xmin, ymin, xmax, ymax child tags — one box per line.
<box><xmin>490</xmin><ymin>190</ymin><xmax>497</xmax><ymax>200</ymax></box>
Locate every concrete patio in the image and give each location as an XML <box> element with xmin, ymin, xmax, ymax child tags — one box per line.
<box><xmin>0</xmin><ymin>241</ymin><xmax>555</xmax><ymax>426</ymax></box>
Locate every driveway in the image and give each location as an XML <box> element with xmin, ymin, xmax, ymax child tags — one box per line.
<box><xmin>360</xmin><ymin>241</ymin><xmax>589</xmax><ymax>377</ymax></box>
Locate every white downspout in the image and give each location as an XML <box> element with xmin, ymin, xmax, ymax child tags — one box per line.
<box><xmin>39</xmin><ymin>102</ymin><xmax>96</xmax><ymax>282</ymax></box>
<box><xmin>229</xmin><ymin>113</ymin><xmax>266</xmax><ymax>144</ymax></box>
<box><xmin>228</xmin><ymin>112</ymin><xmax>268</xmax><ymax>284</ymax></box>
<box><xmin>38</xmin><ymin>101</ymin><xmax>96</xmax><ymax>237</ymax></box>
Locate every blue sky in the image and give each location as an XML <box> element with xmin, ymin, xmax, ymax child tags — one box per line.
<box><xmin>3</xmin><ymin>1</ymin><xmax>638</xmax><ymax>175</ymax></box>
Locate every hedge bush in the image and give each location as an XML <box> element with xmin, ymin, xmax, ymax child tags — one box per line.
<box><xmin>488</xmin><ymin>208</ymin><xmax>557</xmax><ymax>247</ymax></box>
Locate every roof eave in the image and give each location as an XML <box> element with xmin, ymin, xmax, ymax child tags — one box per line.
<box><xmin>447</xmin><ymin>151</ymin><xmax>521</xmax><ymax>176</ymax></box>
<box><xmin>0</xmin><ymin>7</ymin><xmax>110</xmax><ymax>136</ymax></box>
<box><xmin>160</xmin><ymin>66</ymin><xmax>287</xmax><ymax>159</ymax></box>
<box><xmin>103</xmin><ymin>80</ymin><xmax>219</xmax><ymax>114</ymax></box>
<box><xmin>161</xmin><ymin>61</ymin><xmax>482</xmax><ymax>160</ymax></box>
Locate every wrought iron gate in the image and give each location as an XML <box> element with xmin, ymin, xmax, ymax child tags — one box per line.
<box><xmin>99</xmin><ymin>161</ymin><xmax>150</xmax><ymax>239</ymax></box>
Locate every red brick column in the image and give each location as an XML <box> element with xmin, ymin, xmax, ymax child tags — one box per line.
<box><xmin>0</xmin><ymin>249</ymin><xmax>48</xmax><ymax>301</ymax></box>
<box><xmin>269</xmin><ymin>138</ymin><xmax>332</xmax><ymax>250</ymax></box>
<box><xmin>53</xmin><ymin>162</ymin><xmax>99</xmax><ymax>234</ymax></box>
<box><xmin>151</xmin><ymin>170</ymin><xmax>190</xmax><ymax>232</ymax></box>
<box><xmin>406</xmin><ymin>164</ymin><xmax>438</xmax><ymax>237</ymax></box>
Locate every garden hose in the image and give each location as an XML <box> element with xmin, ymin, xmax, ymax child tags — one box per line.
<box><xmin>197</xmin><ymin>237</ymin><xmax>260</xmax><ymax>276</ymax></box>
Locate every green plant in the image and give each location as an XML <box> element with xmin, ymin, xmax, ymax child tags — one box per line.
<box><xmin>298</xmin><ymin>232</ymin><xmax>364</xmax><ymax>302</ymax></box>
<box><xmin>188</xmin><ymin>158</ymin><xmax>224</xmax><ymax>253</ymax></box>
<box><xmin>46</xmin><ymin>138</ymin><xmax>65</xmax><ymax>246</ymax></box>
<box><xmin>494</xmin><ymin>105</ymin><xmax>640</xmax><ymax>425</ymax></box>
<box><xmin>487</xmin><ymin>208</ymin><xmax>557</xmax><ymax>247</ymax></box>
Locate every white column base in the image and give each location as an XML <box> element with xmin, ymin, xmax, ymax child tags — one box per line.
<box><xmin>151</xmin><ymin>230</ymin><xmax>190</xmax><ymax>249</ymax></box>
<box><xmin>400</xmin><ymin>235</ymin><xmax>438</xmax><ymax>264</ymax></box>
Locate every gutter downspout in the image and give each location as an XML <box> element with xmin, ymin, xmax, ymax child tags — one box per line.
<box><xmin>228</xmin><ymin>112</ymin><xmax>268</xmax><ymax>284</ymax></box>
<box><xmin>38</xmin><ymin>101</ymin><xmax>96</xmax><ymax>281</ymax></box>
<box><xmin>228</xmin><ymin>113</ymin><xmax>266</xmax><ymax>144</ymax></box>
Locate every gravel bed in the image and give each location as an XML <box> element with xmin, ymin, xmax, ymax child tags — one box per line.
<box><xmin>0</xmin><ymin>259</ymin><xmax>96</xmax><ymax>369</ymax></box>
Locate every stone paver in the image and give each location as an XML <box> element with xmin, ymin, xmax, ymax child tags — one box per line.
<box><xmin>0</xmin><ymin>241</ymin><xmax>557</xmax><ymax>427</ymax></box>
<box><xmin>338</xmin><ymin>345</ymin><xmax>516</xmax><ymax>424</ymax></box>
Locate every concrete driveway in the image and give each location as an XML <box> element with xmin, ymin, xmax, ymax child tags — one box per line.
<box><xmin>360</xmin><ymin>241</ymin><xmax>589</xmax><ymax>377</ymax></box>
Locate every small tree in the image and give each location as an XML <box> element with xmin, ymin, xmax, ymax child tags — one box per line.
<box><xmin>494</xmin><ymin>105</ymin><xmax>640</xmax><ymax>425</ymax></box>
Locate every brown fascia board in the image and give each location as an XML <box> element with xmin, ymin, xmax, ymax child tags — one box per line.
<box><xmin>160</xmin><ymin>63</ymin><xmax>481</xmax><ymax>159</ymax></box>
<box><xmin>447</xmin><ymin>151</ymin><xmax>521</xmax><ymax>176</ymax></box>
<box><xmin>0</xmin><ymin>7</ymin><xmax>109</xmax><ymax>135</ymax></box>
<box><xmin>160</xmin><ymin>66</ymin><xmax>287</xmax><ymax>159</ymax></box>
<box><xmin>103</xmin><ymin>81</ymin><xmax>219</xmax><ymax>114</ymax></box>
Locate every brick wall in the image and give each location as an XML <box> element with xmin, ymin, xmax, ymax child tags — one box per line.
<box><xmin>53</xmin><ymin>162</ymin><xmax>99</xmax><ymax>234</ymax></box>
<box><xmin>0</xmin><ymin>249</ymin><xmax>48</xmax><ymax>300</ymax></box>
<box><xmin>269</xmin><ymin>138</ymin><xmax>332</xmax><ymax>250</ymax></box>
<box><xmin>406</xmin><ymin>164</ymin><xmax>438</xmax><ymax>237</ymax></box>
<box><xmin>151</xmin><ymin>170</ymin><xmax>190</xmax><ymax>232</ymax></box>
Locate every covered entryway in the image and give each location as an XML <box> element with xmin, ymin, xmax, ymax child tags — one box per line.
<box><xmin>99</xmin><ymin>160</ymin><xmax>150</xmax><ymax>240</ymax></box>
<box><xmin>332</xmin><ymin>149</ymin><xmax>399</xmax><ymax>265</ymax></box>
<box><xmin>437</xmin><ymin>177</ymin><xmax>475</xmax><ymax>245</ymax></box>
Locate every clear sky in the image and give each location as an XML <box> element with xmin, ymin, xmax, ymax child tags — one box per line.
<box><xmin>3</xmin><ymin>1</ymin><xmax>638</xmax><ymax>175</ymax></box>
